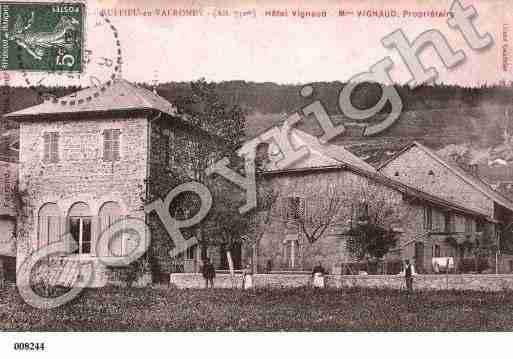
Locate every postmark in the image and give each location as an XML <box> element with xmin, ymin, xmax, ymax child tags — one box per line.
<box><xmin>0</xmin><ymin>1</ymin><xmax>85</xmax><ymax>72</ymax></box>
<box><xmin>8</xmin><ymin>5</ymin><xmax>123</xmax><ymax>108</ymax></box>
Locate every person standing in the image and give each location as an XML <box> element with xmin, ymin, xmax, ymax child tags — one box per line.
<box><xmin>404</xmin><ymin>259</ymin><xmax>413</xmax><ymax>292</ymax></box>
<box><xmin>202</xmin><ymin>258</ymin><xmax>216</xmax><ymax>289</ymax></box>
<box><xmin>312</xmin><ymin>262</ymin><xmax>326</xmax><ymax>289</ymax></box>
<box><xmin>242</xmin><ymin>264</ymin><xmax>254</xmax><ymax>290</ymax></box>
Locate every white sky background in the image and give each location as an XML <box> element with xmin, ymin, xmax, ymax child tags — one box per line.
<box><xmin>8</xmin><ymin>0</ymin><xmax>512</xmax><ymax>86</ymax></box>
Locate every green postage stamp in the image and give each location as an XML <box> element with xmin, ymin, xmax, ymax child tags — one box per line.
<box><xmin>0</xmin><ymin>2</ymin><xmax>85</xmax><ymax>72</ymax></box>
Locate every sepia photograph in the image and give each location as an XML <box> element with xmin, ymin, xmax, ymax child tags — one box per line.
<box><xmin>1</xmin><ymin>0</ymin><xmax>513</xmax><ymax>356</ymax></box>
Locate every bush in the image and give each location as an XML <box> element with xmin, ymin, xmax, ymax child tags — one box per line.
<box><xmin>385</xmin><ymin>260</ymin><xmax>403</xmax><ymax>274</ymax></box>
<box><xmin>340</xmin><ymin>260</ymin><xmax>402</xmax><ymax>275</ymax></box>
<box><xmin>458</xmin><ymin>257</ymin><xmax>490</xmax><ymax>273</ymax></box>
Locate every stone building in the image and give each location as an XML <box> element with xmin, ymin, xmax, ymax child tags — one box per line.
<box><xmin>6</xmin><ymin>79</ymin><xmax>219</xmax><ymax>286</ymax></box>
<box><xmin>252</xmin><ymin>131</ymin><xmax>495</xmax><ymax>274</ymax></box>
<box><xmin>378</xmin><ymin>142</ymin><xmax>513</xmax><ymax>273</ymax></box>
<box><xmin>0</xmin><ymin>160</ymin><xmax>17</xmax><ymax>283</ymax></box>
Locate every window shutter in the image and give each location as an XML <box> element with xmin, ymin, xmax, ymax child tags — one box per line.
<box><xmin>100</xmin><ymin>215</ymin><xmax>110</xmax><ymax>257</ymax></box>
<box><xmin>43</xmin><ymin>132</ymin><xmax>59</xmax><ymax>162</ymax></box>
<box><xmin>43</xmin><ymin>133</ymin><xmax>50</xmax><ymax>162</ymax></box>
<box><xmin>50</xmin><ymin>132</ymin><xmax>59</xmax><ymax>162</ymax></box>
<box><xmin>103</xmin><ymin>129</ymin><xmax>112</xmax><ymax>161</ymax></box>
<box><xmin>298</xmin><ymin>198</ymin><xmax>305</xmax><ymax>219</ymax></box>
<box><xmin>281</xmin><ymin>197</ymin><xmax>288</xmax><ymax>220</ymax></box>
<box><xmin>112</xmin><ymin>129</ymin><xmax>120</xmax><ymax>161</ymax></box>
<box><xmin>350</xmin><ymin>203</ymin><xmax>354</xmax><ymax>228</ymax></box>
<box><xmin>162</xmin><ymin>134</ymin><xmax>169</xmax><ymax>164</ymax></box>
<box><xmin>424</xmin><ymin>207</ymin><xmax>432</xmax><ymax>230</ymax></box>
<box><xmin>103</xmin><ymin>129</ymin><xmax>120</xmax><ymax>161</ymax></box>
<box><xmin>82</xmin><ymin>218</ymin><xmax>92</xmax><ymax>254</ymax></box>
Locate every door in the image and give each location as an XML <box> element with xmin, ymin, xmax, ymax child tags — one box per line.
<box><xmin>415</xmin><ymin>242</ymin><xmax>424</xmax><ymax>273</ymax></box>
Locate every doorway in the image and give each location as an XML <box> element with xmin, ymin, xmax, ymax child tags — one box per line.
<box><xmin>415</xmin><ymin>242</ymin><xmax>424</xmax><ymax>273</ymax></box>
<box><xmin>219</xmin><ymin>243</ymin><xmax>242</xmax><ymax>270</ymax></box>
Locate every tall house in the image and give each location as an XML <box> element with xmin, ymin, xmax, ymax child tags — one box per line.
<box><xmin>5</xmin><ymin>79</ymin><xmax>219</xmax><ymax>286</ymax></box>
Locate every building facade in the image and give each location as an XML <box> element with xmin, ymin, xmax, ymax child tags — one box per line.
<box><xmin>378</xmin><ymin>142</ymin><xmax>513</xmax><ymax>273</ymax></box>
<box><xmin>0</xmin><ymin>160</ymin><xmax>17</xmax><ymax>282</ymax></box>
<box><xmin>249</xmin><ymin>131</ymin><xmax>491</xmax><ymax>274</ymax></box>
<box><xmin>7</xmin><ymin>79</ymin><xmax>219</xmax><ymax>286</ymax></box>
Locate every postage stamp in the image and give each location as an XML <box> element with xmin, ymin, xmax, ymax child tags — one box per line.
<box><xmin>0</xmin><ymin>1</ymin><xmax>85</xmax><ymax>72</ymax></box>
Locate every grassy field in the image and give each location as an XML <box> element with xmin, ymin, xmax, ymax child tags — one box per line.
<box><xmin>1</xmin><ymin>285</ymin><xmax>513</xmax><ymax>331</ymax></box>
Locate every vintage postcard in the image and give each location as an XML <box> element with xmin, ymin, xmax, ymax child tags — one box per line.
<box><xmin>1</xmin><ymin>0</ymin><xmax>513</xmax><ymax>356</ymax></box>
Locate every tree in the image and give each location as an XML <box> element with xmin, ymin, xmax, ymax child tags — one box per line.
<box><xmin>344</xmin><ymin>186</ymin><xmax>400</xmax><ymax>266</ymax></box>
<box><xmin>144</xmin><ymin>79</ymin><xmax>247</xmax><ymax>279</ymax></box>
<box><xmin>292</xmin><ymin>185</ymin><xmax>345</xmax><ymax>244</ymax></box>
<box><xmin>275</xmin><ymin>181</ymin><xmax>400</xmax><ymax>272</ymax></box>
<box><xmin>245</xmin><ymin>179</ymin><xmax>280</xmax><ymax>272</ymax></box>
<box><xmin>174</xmin><ymin>78</ymin><xmax>245</xmax><ymax>153</ymax></box>
<box><xmin>471</xmin><ymin>224</ymin><xmax>497</xmax><ymax>273</ymax></box>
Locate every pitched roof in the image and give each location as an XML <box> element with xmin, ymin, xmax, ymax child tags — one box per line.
<box><xmin>263</xmin><ymin>164</ymin><xmax>493</xmax><ymax>221</ymax></box>
<box><xmin>267</xmin><ymin>129</ymin><xmax>377</xmax><ymax>172</ymax></box>
<box><xmin>4</xmin><ymin>79</ymin><xmax>178</xmax><ymax>119</ymax></box>
<box><xmin>377</xmin><ymin>141</ymin><xmax>513</xmax><ymax>212</ymax></box>
<box><xmin>264</xmin><ymin>162</ymin><xmax>490</xmax><ymax>220</ymax></box>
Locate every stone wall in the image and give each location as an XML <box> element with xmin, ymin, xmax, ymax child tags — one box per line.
<box><xmin>379</xmin><ymin>145</ymin><xmax>494</xmax><ymax>216</ymax></box>
<box><xmin>17</xmin><ymin>116</ymin><xmax>149</xmax><ymax>283</ymax></box>
<box><xmin>0</xmin><ymin>161</ymin><xmax>17</xmax><ymax>217</ymax></box>
<box><xmin>255</xmin><ymin>170</ymin><xmax>425</xmax><ymax>273</ymax></box>
<box><xmin>170</xmin><ymin>272</ymin><xmax>513</xmax><ymax>291</ymax></box>
<box><xmin>0</xmin><ymin>218</ymin><xmax>15</xmax><ymax>257</ymax></box>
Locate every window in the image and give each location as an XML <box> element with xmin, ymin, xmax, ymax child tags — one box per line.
<box><xmin>43</xmin><ymin>132</ymin><xmax>59</xmax><ymax>163</ymax></box>
<box><xmin>465</xmin><ymin>217</ymin><xmax>473</xmax><ymax>233</ymax></box>
<box><xmin>424</xmin><ymin>207</ymin><xmax>433</xmax><ymax>230</ymax></box>
<box><xmin>207</xmin><ymin>152</ymin><xmax>217</xmax><ymax>167</ymax></box>
<box><xmin>1</xmin><ymin>172</ymin><xmax>10</xmax><ymax>207</ymax></box>
<box><xmin>476</xmin><ymin>219</ymin><xmax>485</xmax><ymax>233</ymax></box>
<box><xmin>161</xmin><ymin>133</ymin><xmax>169</xmax><ymax>165</ymax></box>
<box><xmin>186</xmin><ymin>244</ymin><xmax>196</xmax><ymax>260</ymax></box>
<box><xmin>434</xmin><ymin>244</ymin><xmax>441</xmax><ymax>258</ymax></box>
<box><xmin>98</xmin><ymin>201</ymin><xmax>126</xmax><ymax>257</ymax></box>
<box><xmin>355</xmin><ymin>201</ymin><xmax>369</xmax><ymax>223</ymax></box>
<box><xmin>37</xmin><ymin>203</ymin><xmax>60</xmax><ymax>252</ymax></box>
<box><xmin>68</xmin><ymin>202</ymin><xmax>92</xmax><ymax>255</ymax></box>
<box><xmin>444</xmin><ymin>213</ymin><xmax>453</xmax><ymax>233</ymax></box>
<box><xmin>283</xmin><ymin>197</ymin><xmax>302</xmax><ymax>220</ymax></box>
<box><xmin>103</xmin><ymin>129</ymin><xmax>120</xmax><ymax>161</ymax></box>
<box><xmin>3</xmin><ymin>172</ymin><xmax>9</xmax><ymax>194</ymax></box>
<box><xmin>168</xmin><ymin>131</ymin><xmax>175</xmax><ymax>167</ymax></box>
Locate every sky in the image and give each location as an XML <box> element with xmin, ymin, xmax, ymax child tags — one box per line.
<box><xmin>6</xmin><ymin>0</ymin><xmax>513</xmax><ymax>86</ymax></box>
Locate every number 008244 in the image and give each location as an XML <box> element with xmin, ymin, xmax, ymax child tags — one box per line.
<box><xmin>13</xmin><ymin>342</ymin><xmax>45</xmax><ymax>351</ymax></box>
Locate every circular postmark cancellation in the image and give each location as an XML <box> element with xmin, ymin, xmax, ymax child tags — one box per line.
<box><xmin>0</xmin><ymin>1</ymin><xmax>123</xmax><ymax>108</ymax></box>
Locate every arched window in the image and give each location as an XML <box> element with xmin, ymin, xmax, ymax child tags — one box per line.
<box><xmin>68</xmin><ymin>202</ymin><xmax>92</xmax><ymax>255</ymax></box>
<box><xmin>98</xmin><ymin>201</ymin><xmax>124</xmax><ymax>256</ymax></box>
<box><xmin>37</xmin><ymin>203</ymin><xmax>60</xmax><ymax>252</ymax></box>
